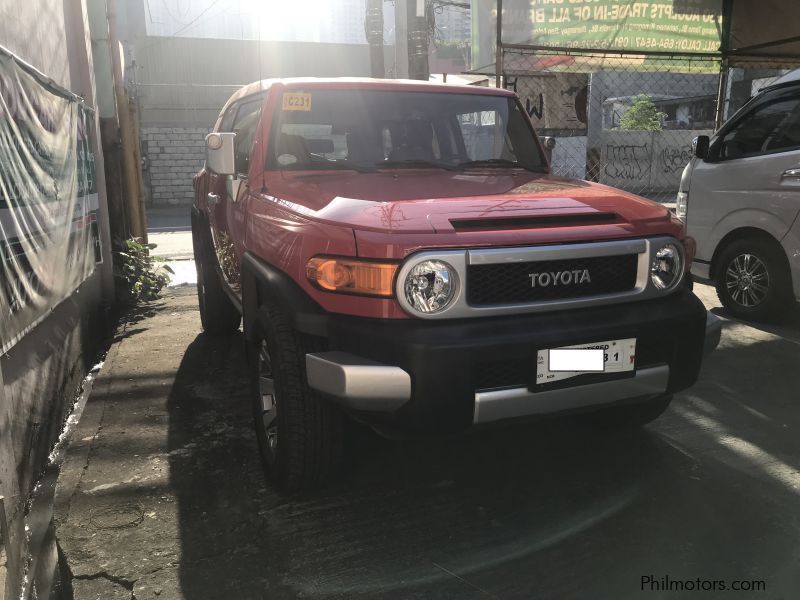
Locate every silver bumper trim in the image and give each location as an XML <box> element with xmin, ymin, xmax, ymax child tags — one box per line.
<box><xmin>473</xmin><ymin>365</ymin><xmax>670</xmax><ymax>425</ymax></box>
<box><xmin>306</xmin><ymin>351</ymin><xmax>411</xmax><ymax>412</ymax></box>
<box><xmin>704</xmin><ymin>312</ymin><xmax>722</xmax><ymax>356</ymax></box>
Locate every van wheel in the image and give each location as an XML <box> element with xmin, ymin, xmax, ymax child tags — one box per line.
<box><xmin>192</xmin><ymin>227</ymin><xmax>241</xmax><ymax>335</ymax></box>
<box><xmin>715</xmin><ymin>238</ymin><xmax>793</xmax><ymax>322</ymax></box>
<box><xmin>248</xmin><ymin>306</ymin><xmax>344</xmax><ymax>492</ymax></box>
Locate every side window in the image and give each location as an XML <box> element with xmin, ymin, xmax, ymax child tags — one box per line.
<box><xmin>718</xmin><ymin>90</ymin><xmax>800</xmax><ymax>160</ymax></box>
<box><xmin>219</xmin><ymin>106</ymin><xmax>237</xmax><ymax>133</ymax></box>
<box><xmin>232</xmin><ymin>97</ymin><xmax>264</xmax><ymax>175</ymax></box>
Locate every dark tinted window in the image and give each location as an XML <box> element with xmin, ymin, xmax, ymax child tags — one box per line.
<box><xmin>269</xmin><ymin>90</ymin><xmax>546</xmax><ymax>172</ymax></box>
<box><xmin>219</xmin><ymin>106</ymin><xmax>237</xmax><ymax>133</ymax></box>
<box><xmin>718</xmin><ymin>87</ymin><xmax>800</xmax><ymax>159</ymax></box>
<box><xmin>231</xmin><ymin>97</ymin><xmax>264</xmax><ymax>175</ymax></box>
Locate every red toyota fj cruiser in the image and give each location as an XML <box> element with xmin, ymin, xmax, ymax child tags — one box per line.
<box><xmin>192</xmin><ymin>78</ymin><xmax>720</xmax><ymax>491</ymax></box>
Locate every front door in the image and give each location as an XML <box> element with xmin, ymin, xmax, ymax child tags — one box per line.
<box><xmin>207</xmin><ymin>94</ymin><xmax>264</xmax><ymax>297</ymax></box>
<box><xmin>688</xmin><ymin>85</ymin><xmax>800</xmax><ymax>261</ymax></box>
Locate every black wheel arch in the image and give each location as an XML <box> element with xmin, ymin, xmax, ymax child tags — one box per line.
<box><xmin>240</xmin><ymin>252</ymin><xmax>328</xmax><ymax>342</ymax></box>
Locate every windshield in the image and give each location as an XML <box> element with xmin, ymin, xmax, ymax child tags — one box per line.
<box><xmin>269</xmin><ymin>89</ymin><xmax>547</xmax><ymax>172</ymax></box>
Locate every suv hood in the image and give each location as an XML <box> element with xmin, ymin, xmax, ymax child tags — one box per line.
<box><xmin>262</xmin><ymin>170</ymin><xmax>672</xmax><ymax>234</ymax></box>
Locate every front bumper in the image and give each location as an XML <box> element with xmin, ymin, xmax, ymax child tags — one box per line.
<box><xmin>306</xmin><ymin>289</ymin><xmax>713</xmax><ymax>433</ymax></box>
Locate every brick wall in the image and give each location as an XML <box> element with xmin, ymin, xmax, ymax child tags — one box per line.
<box><xmin>141</xmin><ymin>127</ymin><xmax>208</xmax><ymax>206</ymax></box>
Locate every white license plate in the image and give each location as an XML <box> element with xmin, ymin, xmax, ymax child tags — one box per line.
<box><xmin>536</xmin><ymin>338</ymin><xmax>637</xmax><ymax>385</ymax></box>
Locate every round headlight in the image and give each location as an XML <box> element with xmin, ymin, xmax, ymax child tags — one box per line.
<box><xmin>403</xmin><ymin>260</ymin><xmax>457</xmax><ymax>314</ymax></box>
<box><xmin>650</xmin><ymin>244</ymin><xmax>683</xmax><ymax>290</ymax></box>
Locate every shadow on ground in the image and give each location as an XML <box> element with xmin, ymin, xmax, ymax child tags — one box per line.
<box><xmin>164</xmin><ymin>320</ymin><xmax>800</xmax><ymax>599</ymax></box>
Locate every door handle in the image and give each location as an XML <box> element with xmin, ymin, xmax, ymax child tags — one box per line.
<box><xmin>781</xmin><ymin>168</ymin><xmax>800</xmax><ymax>179</ymax></box>
<box><xmin>207</xmin><ymin>192</ymin><xmax>220</xmax><ymax>207</ymax></box>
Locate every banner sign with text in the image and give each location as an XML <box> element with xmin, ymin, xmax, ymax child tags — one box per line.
<box><xmin>0</xmin><ymin>50</ymin><xmax>99</xmax><ymax>354</ymax></box>
<box><xmin>472</xmin><ymin>0</ymin><xmax>724</xmax><ymax>72</ymax></box>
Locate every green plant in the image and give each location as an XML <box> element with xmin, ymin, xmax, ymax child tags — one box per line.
<box><xmin>618</xmin><ymin>95</ymin><xmax>667</xmax><ymax>131</ymax></box>
<box><xmin>113</xmin><ymin>238</ymin><xmax>173</xmax><ymax>304</ymax></box>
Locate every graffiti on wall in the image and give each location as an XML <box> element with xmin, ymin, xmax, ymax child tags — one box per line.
<box><xmin>659</xmin><ymin>145</ymin><xmax>694</xmax><ymax>174</ymax></box>
<box><xmin>598</xmin><ymin>129</ymin><xmax>712</xmax><ymax>191</ymax></box>
<box><xmin>603</xmin><ymin>143</ymin><xmax>650</xmax><ymax>181</ymax></box>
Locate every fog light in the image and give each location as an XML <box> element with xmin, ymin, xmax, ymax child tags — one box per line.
<box><xmin>650</xmin><ymin>244</ymin><xmax>683</xmax><ymax>290</ymax></box>
<box><xmin>403</xmin><ymin>260</ymin><xmax>457</xmax><ymax>313</ymax></box>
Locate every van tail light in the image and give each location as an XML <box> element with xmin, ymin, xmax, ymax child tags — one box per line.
<box><xmin>306</xmin><ymin>257</ymin><xmax>398</xmax><ymax>297</ymax></box>
<box><xmin>682</xmin><ymin>236</ymin><xmax>696</xmax><ymax>272</ymax></box>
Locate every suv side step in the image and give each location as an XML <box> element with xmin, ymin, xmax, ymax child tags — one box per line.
<box><xmin>306</xmin><ymin>352</ymin><xmax>411</xmax><ymax>412</ymax></box>
<box><xmin>473</xmin><ymin>365</ymin><xmax>670</xmax><ymax>425</ymax></box>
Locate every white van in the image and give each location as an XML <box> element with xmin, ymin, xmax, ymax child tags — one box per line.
<box><xmin>677</xmin><ymin>70</ymin><xmax>800</xmax><ymax>321</ymax></box>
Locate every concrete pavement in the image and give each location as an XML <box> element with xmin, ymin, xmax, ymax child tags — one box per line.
<box><xmin>147</xmin><ymin>207</ymin><xmax>196</xmax><ymax>286</ymax></box>
<box><xmin>54</xmin><ymin>283</ymin><xmax>800</xmax><ymax>599</ymax></box>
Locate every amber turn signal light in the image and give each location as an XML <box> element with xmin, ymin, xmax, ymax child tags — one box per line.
<box><xmin>306</xmin><ymin>257</ymin><xmax>398</xmax><ymax>297</ymax></box>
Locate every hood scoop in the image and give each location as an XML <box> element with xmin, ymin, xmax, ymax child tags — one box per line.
<box><xmin>449</xmin><ymin>212</ymin><xmax>620</xmax><ymax>232</ymax></box>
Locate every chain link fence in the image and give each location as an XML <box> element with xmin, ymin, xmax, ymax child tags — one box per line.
<box><xmin>722</xmin><ymin>57</ymin><xmax>800</xmax><ymax>115</ymax></box>
<box><xmin>501</xmin><ymin>48</ymin><xmax>800</xmax><ymax>203</ymax></box>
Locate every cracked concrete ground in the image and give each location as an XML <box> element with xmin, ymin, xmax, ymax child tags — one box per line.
<box><xmin>54</xmin><ymin>284</ymin><xmax>800</xmax><ymax>599</ymax></box>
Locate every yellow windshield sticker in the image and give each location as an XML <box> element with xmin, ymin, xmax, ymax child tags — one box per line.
<box><xmin>282</xmin><ymin>93</ymin><xmax>312</xmax><ymax>111</ymax></box>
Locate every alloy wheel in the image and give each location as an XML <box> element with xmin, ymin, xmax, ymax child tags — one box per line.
<box><xmin>725</xmin><ymin>253</ymin><xmax>770</xmax><ymax>308</ymax></box>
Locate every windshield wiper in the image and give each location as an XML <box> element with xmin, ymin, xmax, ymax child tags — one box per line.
<box><xmin>333</xmin><ymin>160</ymin><xmax>375</xmax><ymax>173</ymax></box>
<box><xmin>288</xmin><ymin>160</ymin><xmax>375</xmax><ymax>173</ymax></box>
<box><xmin>377</xmin><ymin>159</ymin><xmax>458</xmax><ymax>171</ymax></box>
<box><xmin>457</xmin><ymin>159</ymin><xmax>546</xmax><ymax>173</ymax></box>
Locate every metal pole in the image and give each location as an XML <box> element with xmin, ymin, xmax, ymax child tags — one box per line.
<box><xmin>106</xmin><ymin>0</ymin><xmax>147</xmax><ymax>243</ymax></box>
<box><xmin>366</xmin><ymin>0</ymin><xmax>385</xmax><ymax>78</ymax></box>
<box><xmin>714</xmin><ymin>0</ymin><xmax>733</xmax><ymax>132</ymax></box>
<box><xmin>395</xmin><ymin>0</ymin><xmax>409</xmax><ymax>78</ymax></box>
<box><xmin>714</xmin><ymin>57</ymin><xmax>729</xmax><ymax>131</ymax></box>
<box><xmin>129</xmin><ymin>95</ymin><xmax>148</xmax><ymax>236</ymax></box>
<box><xmin>407</xmin><ymin>0</ymin><xmax>429</xmax><ymax>80</ymax></box>
<box><xmin>495</xmin><ymin>0</ymin><xmax>503</xmax><ymax>88</ymax></box>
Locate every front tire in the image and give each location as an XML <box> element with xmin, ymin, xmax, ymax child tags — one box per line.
<box><xmin>248</xmin><ymin>306</ymin><xmax>344</xmax><ymax>492</ymax></box>
<box><xmin>191</xmin><ymin>223</ymin><xmax>241</xmax><ymax>335</ymax></box>
<box><xmin>715</xmin><ymin>238</ymin><xmax>793</xmax><ymax>322</ymax></box>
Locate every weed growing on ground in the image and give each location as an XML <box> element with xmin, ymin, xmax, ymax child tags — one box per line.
<box><xmin>113</xmin><ymin>238</ymin><xmax>173</xmax><ymax>304</ymax></box>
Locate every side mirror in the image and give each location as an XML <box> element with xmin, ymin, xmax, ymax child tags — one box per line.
<box><xmin>206</xmin><ymin>132</ymin><xmax>236</xmax><ymax>176</ymax></box>
<box><xmin>539</xmin><ymin>136</ymin><xmax>556</xmax><ymax>163</ymax></box>
<box><xmin>539</xmin><ymin>136</ymin><xmax>557</xmax><ymax>150</ymax></box>
<box><xmin>693</xmin><ymin>135</ymin><xmax>710</xmax><ymax>160</ymax></box>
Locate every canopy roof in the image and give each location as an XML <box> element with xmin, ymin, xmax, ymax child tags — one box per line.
<box><xmin>728</xmin><ymin>0</ymin><xmax>800</xmax><ymax>65</ymax></box>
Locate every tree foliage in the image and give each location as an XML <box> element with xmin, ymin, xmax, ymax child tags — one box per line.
<box><xmin>618</xmin><ymin>95</ymin><xmax>666</xmax><ymax>131</ymax></box>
